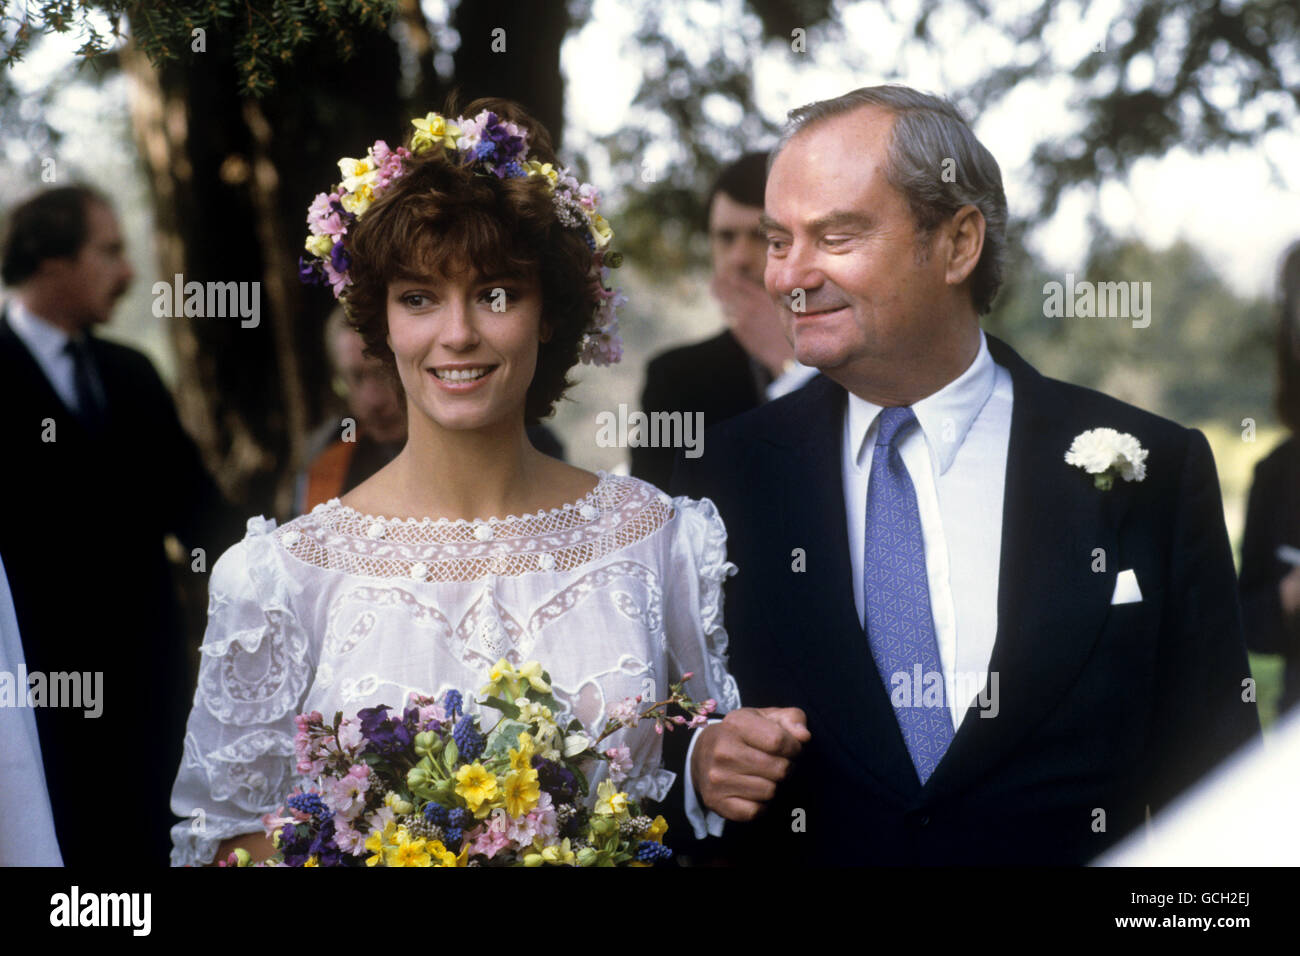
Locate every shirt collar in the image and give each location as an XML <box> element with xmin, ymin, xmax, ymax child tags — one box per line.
<box><xmin>847</xmin><ymin>329</ymin><xmax>997</xmax><ymax>476</ymax></box>
<box><xmin>6</xmin><ymin>298</ymin><xmax>73</xmax><ymax>361</ymax></box>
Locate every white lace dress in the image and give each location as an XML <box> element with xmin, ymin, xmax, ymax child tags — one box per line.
<box><xmin>168</xmin><ymin>472</ymin><xmax>741</xmax><ymax>866</ymax></box>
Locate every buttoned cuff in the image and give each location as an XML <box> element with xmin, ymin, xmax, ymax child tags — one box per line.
<box><xmin>683</xmin><ymin>719</ymin><xmax>725</xmax><ymax>839</ymax></box>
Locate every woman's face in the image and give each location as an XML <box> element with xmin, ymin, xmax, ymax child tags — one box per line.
<box><xmin>386</xmin><ymin>266</ymin><xmax>546</xmax><ymax>434</ymax></box>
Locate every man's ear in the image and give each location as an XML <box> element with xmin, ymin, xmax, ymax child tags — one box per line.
<box><xmin>944</xmin><ymin>205</ymin><xmax>985</xmax><ymax>288</ymax></box>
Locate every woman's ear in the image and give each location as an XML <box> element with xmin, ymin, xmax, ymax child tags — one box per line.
<box><xmin>539</xmin><ymin>320</ymin><xmax>553</xmax><ymax>344</ymax></box>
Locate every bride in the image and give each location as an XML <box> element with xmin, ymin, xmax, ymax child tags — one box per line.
<box><xmin>169</xmin><ymin>98</ymin><xmax>741</xmax><ymax>866</ymax></box>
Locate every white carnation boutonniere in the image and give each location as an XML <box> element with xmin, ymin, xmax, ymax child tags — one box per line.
<box><xmin>1065</xmin><ymin>428</ymin><xmax>1148</xmax><ymax>490</ymax></box>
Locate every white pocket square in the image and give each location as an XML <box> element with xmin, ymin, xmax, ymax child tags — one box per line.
<box><xmin>1111</xmin><ymin>568</ymin><xmax>1143</xmax><ymax>605</ymax></box>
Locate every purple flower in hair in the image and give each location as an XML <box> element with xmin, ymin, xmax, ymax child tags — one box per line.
<box><xmin>330</xmin><ymin>239</ymin><xmax>350</xmax><ymax>275</ymax></box>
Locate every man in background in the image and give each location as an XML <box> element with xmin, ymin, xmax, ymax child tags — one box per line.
<box><xmin>0</xmin><ymin>185</ymin><xmax>240</xmax><ymax>866</ymax></box>
<box><xmin>631</xmin><ymin>152</ymin><xmax>815</xmax><ymax>491</ymax></box>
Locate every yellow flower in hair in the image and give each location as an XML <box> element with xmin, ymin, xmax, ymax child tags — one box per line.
<box><xmin>304</xmin><ymin>233</ymin><xmax>333</xmax><ymax>257</ymax></box>
<box><xmin>339</xmin><ymin>183</ymin><xmax>375</xmax><ymax>215</ymax></box>
<box><xmin>524</xmin><ymin>160</ymin><xmax>559</xmax><ymax>188</ymax></box>
<box><xmin>337</xmin><ymin>156</ymin><xmax>375</xmax><ymax>192</ymax></box>
<box><xmin>411</xmin><ymin>112</ymin><xmax>461</xmax><ymax>153</ymax></box>
<box><xmin>588</xmin><ymin>211</ymin><xmax>613</xmax><ymax>250</ymax></box>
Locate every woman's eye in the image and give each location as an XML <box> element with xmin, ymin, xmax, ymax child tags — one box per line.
<box><xmin>400</xmin><ymin>293</ymin><xmax>430</xmax><ymax>308</ymax></box>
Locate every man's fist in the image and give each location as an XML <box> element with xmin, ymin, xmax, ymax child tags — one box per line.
<box><xmin>691</xmin><ymin>707</ymin><xmax>811</xmax><ymax>822</ymax></box>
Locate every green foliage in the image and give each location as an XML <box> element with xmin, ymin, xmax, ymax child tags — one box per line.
<box><xmin>985</xmin><ymin>226</ymin><xmax>1275</xmax><ymax>428</ymax></box>
<box><xmin>0</xmin><ymin>0</ymin><xmax>398</xmax><ymax>95</ymax></box>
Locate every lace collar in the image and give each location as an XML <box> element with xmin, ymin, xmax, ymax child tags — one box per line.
<box><xmin>271</xmin><ymin>471</ymin><xmax>675</xmax><ymax>581</ymax></box>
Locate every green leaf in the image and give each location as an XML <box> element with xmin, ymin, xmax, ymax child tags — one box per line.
<box><xmin>480</xmin><ymin>695</ymin><xmax>520</xmax><ymax>719</ymax></box>
<box><xmin>484</xmin><ymin>719</ymin><xmax>529</xmax><ymax>757</ymax></box>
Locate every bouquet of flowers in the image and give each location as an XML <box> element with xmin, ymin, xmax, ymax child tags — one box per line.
<box><xmin>222</xmin><ymin>659</ymin><xmax>715</xmax><ymax>867</ymax></box>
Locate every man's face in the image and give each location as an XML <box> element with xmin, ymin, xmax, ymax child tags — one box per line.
<box><xmin>333</xmin><ymin>331</ymin><xmax>407</xmax><ymax>444</ymax></box>
<box><xmin>47</xmin><ymin>201</ymin><xmax>134</xmax><ymax>328</ymax></box>
<box><xmin>708</xmin><ymin>191</ymin><xmax>767</xmax><ymax>285</ymax></box>
<box><xmin>762</xmin><ymin>107</ymin><xmax>951</xmax><ymax>381</ymax></box>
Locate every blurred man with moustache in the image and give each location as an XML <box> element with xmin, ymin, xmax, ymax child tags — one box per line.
<box><xmin>631</xmin><ymin>152</ymin><xmax>815</xmax><ymax>492</ymax></box>
<box><xmin>675</xmin><ymin>87</ymin><xmax>1259</xmax><ymax>864</ymax></box>
<box><xmin>0</xmin><ymin>185</ymin><xmax>239</xmax><ymax>866</ymax></box>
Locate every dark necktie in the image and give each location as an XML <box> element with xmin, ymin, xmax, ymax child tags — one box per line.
<box><xmin>64</xmin><ymin>335</ymin><xmax>107</xmax><ymax>432</ymax></box>
<box><xmin>864</xmin><ymin>406</ymin><xmax>954</xmax><ymax>784</ymax></box>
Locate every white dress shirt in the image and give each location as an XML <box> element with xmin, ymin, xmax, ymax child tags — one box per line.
<box><xmin>685</xmin><ymin>330</ymin><xmax>1015</xmax><ymax>838</ymax></box>
<box><xmin>5</xmin><ymin>299</ymin><xmax>80</xmax><ymax>412</ymax></box>
<box><xmin>765</xmin><ymin>359</ymin><xmax>819</xmax><ymax>401</ymax></box>
<box><xmin>0</xmin><ymin>553</ymin><xmax>64</xmax><ymax>865</ymax></box>
<box><xmin>844</xmin><ymin>330</ymin><xmax>1013</xmax><ymax>730</ymax></box>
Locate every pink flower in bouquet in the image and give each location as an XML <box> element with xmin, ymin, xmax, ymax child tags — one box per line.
<box><xmin>506</xmin><ymin>791</ymin><xmax>557</xmax><ymax>846</ymax></box>
<box><xmin>365</xmin><ymin>805</ymin><xmax>395</xmax><ymax>834</ymax></box>
<box><xmin>605</xmin><ymin>746</ymin><xmax>633</xmax><ymax>784</ymax></box>
<box><xmin>333</xmin><ymin>818</ymin><xmax>367</xmax><ymax>856</ymax></box>
<box><xmin>469</xmin><ymin>810</ymin><xmax>513</xmax><ymax>860</ymax></box>
<box><xmin>609</xmin><ymin>697</ymin><xmax>641</xmax><ymax>729</ymax></box>
<box><xmin>323</xmin><ymin>764</ymin><xmax>371</xmax><ymax>820</ymax></box>
<box><xmin>337</xmin><ymin>717</ymin><xmax>365</xmax><ymax>754</ymax></box>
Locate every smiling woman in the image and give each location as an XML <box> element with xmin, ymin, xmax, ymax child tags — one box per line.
<box><xmin>168</xmin><ymin>97</ymin><xmax>742</xmax><ymax>868</ymax></box>
<box><xmin>343</xmin><ymin>102</ymin><xmax>600</xmax><ymax>426</ymax></box>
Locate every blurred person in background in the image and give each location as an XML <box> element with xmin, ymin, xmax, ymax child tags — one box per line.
<box><xmin>631</xmin><ymin>152</ymin><xmax>815</xmax><ymax>491</ymax></box>
<box><xmin>295</xmin><ymin>307</ymin><xmax>408</xmax><ymax>514</ymax></box>
<box><xmin>0</xmin><ymin>184</ymin><xmax>241</xmax><ymax>865</ymax></box>
<box><xmin>1240</xmin><ymin>241</ymin><xmax>1300</xmax><ymax>717</ymax></box>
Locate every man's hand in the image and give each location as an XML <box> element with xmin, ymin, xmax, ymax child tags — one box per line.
<box><xmin>710</xmin><ymin>273</ymin><xmax>793</xmax><ymax>379</ymax></box>
<box><xmin>691</xmin><ymin>707</ymin><xmax>811</xmax><ymax>821</ymax></box>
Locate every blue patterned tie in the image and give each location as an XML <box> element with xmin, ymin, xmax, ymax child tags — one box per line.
<box><xmin>864</xmin><ymin>406</ymin><xmax>953</xmax><ymax>784</ymax></box>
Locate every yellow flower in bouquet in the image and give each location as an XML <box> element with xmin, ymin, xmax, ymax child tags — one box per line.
<box><xmin>385</xmin><ymin>828</ymin><xmax>433</xmax><ymax>868</ymax></box>
<box><xmin>509</xmin><ymin>731</ymin><xmax>535</xmax><ymax>772</ymax></box>
<box><xmin>594</xmin><ymin>779</ymin><xmax>629</xmax><ymax>818</ymax></box>
<box><xmin>503</xmin><ymin>767</ymin><xmax>541</xmax><ymax>818</ymax></box>
<box><xmin>455</xmin><ymin>762</ymin><xmax>499</xmax><ymax>815</ymax></box>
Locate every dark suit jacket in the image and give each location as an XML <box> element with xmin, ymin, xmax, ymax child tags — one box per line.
<box><xmin>671</xmin><ymin>334</ymin><xmax>1260</xmax><ymax>864</ymax></box>
<box><xmin>0</xmin><ymin>310</ymin><xmax>240</xmax><ymax>866</ymax></box>
<box><xmin>1239</xmin><ymin>435</ymin><xmax>1300</xmax><ymax>713</ymax></box>
<box><xmin>631</xmin><ymin>330</ymin><xmax>764</xmax><ymax>492</ymax></box>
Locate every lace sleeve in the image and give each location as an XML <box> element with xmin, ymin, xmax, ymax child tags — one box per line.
<box><xmin>168</xmin><ymin>519</ymin><xmax>314</xmax><ymax>866</ymax></box>
<box><xmin>663</xmin><ymin>496</ymin><xmax>742</xmax><ymax>716</ymax></box>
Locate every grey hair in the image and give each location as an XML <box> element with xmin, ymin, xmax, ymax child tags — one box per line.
<box><xmin>775</xmin><ymin>85</ymin><xmax>1008</xmax><ymax>314</ymax></box>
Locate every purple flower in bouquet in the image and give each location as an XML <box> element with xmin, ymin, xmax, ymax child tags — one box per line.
<box><xmin>442</xmin><ymin>689</ymin><xmax>463</xmax><ymax>719</ymax></box>
<box><xmin>357</xmin><ymin>705</ymin><xmax>413</xmax><ymax>756</ymax></box>
<box><xmin>533</xmin><ymin>756</ymin><xmax>578</xmax><ymax>802</ymax></box>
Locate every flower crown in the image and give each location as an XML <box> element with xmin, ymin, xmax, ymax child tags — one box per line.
<box><xmin>299</xmin><ymin>110</ymin><xmax>626</xmax><ymax>366</ymax></box>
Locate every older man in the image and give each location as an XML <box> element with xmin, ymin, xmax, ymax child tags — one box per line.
<box><xmin>675</xmin><ymin>86</ymin><xmax>1259</xmax><ymax>864</ymax></box>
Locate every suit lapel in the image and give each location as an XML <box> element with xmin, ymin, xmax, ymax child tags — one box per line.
<box><xmin>924</xmin><ymin>335</ymin><xmax>1124</xmax><ymax>801</ymax></box>
<box><xmin>752</xmin><ymin>376</ymin><xmax>922</xmax><ymax>801</ymax></box>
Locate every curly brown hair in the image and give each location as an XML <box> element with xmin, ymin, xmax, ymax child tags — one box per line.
<box><xmin>342</xmin><ymin>97</ymin><xmax>599</xmax><ymax>423</ymax></box>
